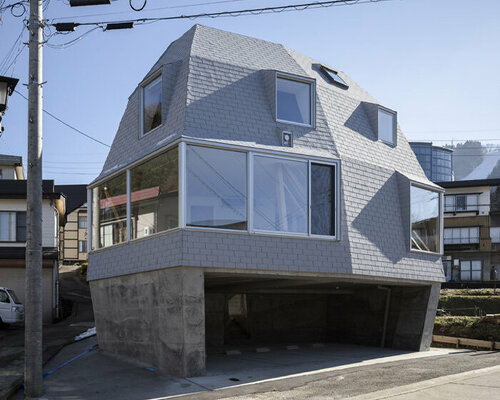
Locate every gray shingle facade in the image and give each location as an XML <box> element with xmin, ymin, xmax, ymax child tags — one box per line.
<box><xmin>88</xmin><ymin>25</ymin><xmax>444</xmax><ymax>378</ymax></box>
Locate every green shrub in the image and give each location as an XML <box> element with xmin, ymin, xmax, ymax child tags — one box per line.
<box><xmin>434</xmin><ymin>316</ymin><xmax>500</xmax><ymax>341</ymax></box>
<box><xmin>80</xmin><ymin>263</ymin><xmax>88</xmax><ymax>281</ymax></box>
<box><xmin>438</xmin><ymin>294</ymin><xmax>500</xmax><ymax>316</ymax></box>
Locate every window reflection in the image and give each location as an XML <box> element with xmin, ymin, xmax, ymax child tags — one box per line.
<box><xmin>143</xmin><ymin>75</ymin><xmax>162</xmax><ymax>134</ymax></box>
<box><xmin>276</xmin><ymin>77</ymin><xmax>311</xmax><ymax>125</ymax></box>
<box><xmin>253</xmin><ymin>156</ymin><xmax>307</xmax><ymax>233</ymax></box>
<box><xmin>186</xmin><ymin>146</ymin><xmax>247</xmax><ymax>229</ymax></box>
<box><xmin>94</xmin><ymin>173</ymin><xmax>127</xmax><ymax>248</ymax></box>
<box><xmin>131</xmin><ymin>147</ymin><xmax>178</xmax><ymax>239</ymax></box>
<box><xmin>311</xmin><ymin>163</ymin><xmax>335</xmax><ymax>236</ymax></box>
<box><xmin>411</xmin><ymin>185</ymin><xmax>440</xmax><ymax>253</ymax></box>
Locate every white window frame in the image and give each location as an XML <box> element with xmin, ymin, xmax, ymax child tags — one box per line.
<box><xmin>275</xmin><ymin>72</ymin><xmax>316</xmax><ymax>128</ymax></box>
<box><xmin>88</xmin><ymin>138</ymin><xmax>341</xmax><ymax>251</ymax></box>
<box><xmin>409</xmin><ymin>182</ymin><xmax>444</xmax><ymax>255</ymax></box>
<box><xmin>460</xmin><ymin>260</ymin><xmax>482</xmax><ymax>281</ymax></box>
<box><xmin>139</xmin><ymin>71</ymin><xmax>162</xmax><ymax>138</ymax></box>
<box><xmin>377</xmin><ymin>106</ymin><xmax>397</xmax><ymax>146</ymax></box>
<box><xmin>443</xmin><ymin>227</ymin><xmax>480</xmax><ymax>245</ymax></box>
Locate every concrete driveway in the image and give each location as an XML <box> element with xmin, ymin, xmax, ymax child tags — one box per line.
<box><xmin>10</xmin><ymin>336</ymin><xmax>500</xmax><ymax>400</ymax></box>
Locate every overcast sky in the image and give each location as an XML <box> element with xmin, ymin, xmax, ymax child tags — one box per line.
<box><xmin>0</xmin><ymin>0</ymin><xmax>499</xmax><ymax>184</ymax></box>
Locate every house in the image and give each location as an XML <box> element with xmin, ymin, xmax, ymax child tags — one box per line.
<box><xmin>409</xmin><ymin>142</ymin><xmax>453</xmax><ymax>182</ymax></box>
<box><xmin>0</xmin><ymin>154</ymin><xmax>65</xmax><ymax>322</ymax></box>
<box><xmin>56</xmin><ymin>184</ymin><xmax>88</xmax><ymax>264</ymax></box>
<box><xmin>437</xmin><ymin>178</ymin><xmax>500</xmax><ymax>285</ymax></box>
<box><xmin>87</xmin><ymin>25</ymin><xmax>445</xmax><ymax>377</ymax></box>
<box><xmin>0</xmin><ymin>154</ymin><xmax>25</xmax><ymax>180</ymax></box>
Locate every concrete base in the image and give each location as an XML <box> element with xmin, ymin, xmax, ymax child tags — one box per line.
<box><xmin>90</xmin><ymin>267</ymin><xmax>205</xmax><ymax>377</ymax></box>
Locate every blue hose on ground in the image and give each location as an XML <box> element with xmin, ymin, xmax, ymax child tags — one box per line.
<box><xmin>42</xmin><ymin>344</ymin><xmax>98</xmax><ymax>378</ymax></box>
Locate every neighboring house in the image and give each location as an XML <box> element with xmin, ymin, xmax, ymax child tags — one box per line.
<box><xmin>437</xmin><ymin>178</ymin><xmax>500</xmax><ymax>284</ymax></box>
<box><xmin>0</xmin><ymin>157</ymin><xmax>65</xmax><ymax>322</ymax></box>
<box><xmin>87</xmin><ymin>25</ymin><xmax>445</xmax><ymax>377</ymax></box>
<box><xmin>410</xmin><ymin>142</ymin><xmax>453</xmax><ymax>182</ymax></box>
<box><xmin>56</xmin><ymin>185</ymin><xmax>88</xmax><ymax>264</ymax></box>
<box><xmin>0</xmin><ymin>154</ymin><xmax>25</xmax><ymax>180</ymax></box>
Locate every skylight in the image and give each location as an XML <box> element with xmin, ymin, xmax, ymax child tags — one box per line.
<box><xmin>320</xmin><ymin>66</ymin><xmax>348</xmax><ymax>89</ymax></box>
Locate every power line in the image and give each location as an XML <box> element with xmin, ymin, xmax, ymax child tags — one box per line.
<box><xmin>51</xmin><ymin>0</ymin><xmax>283</xmax><ymax>22</ymax></box>
<box><xmin>407</xmin><ymin>128</ymin><xmax>500</xmax><ymax>134</ymax></box>
<box><xmin>49</xmin><ymin>0</ymin><xmax>393</xmax><ymax>29</ymax></box>
<box><xmin>14</xmin><ymin>90</ymin><xmax>111</xmax><ymax>147</ymax></box>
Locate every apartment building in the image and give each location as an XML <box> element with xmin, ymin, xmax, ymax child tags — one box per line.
<box><xmin>438</xmin><ymin>178</ymin><xmax>500</xmax><ymax>283</ymax></box>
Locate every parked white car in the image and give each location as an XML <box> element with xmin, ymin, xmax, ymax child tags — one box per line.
<box><xmin>0</xmin><ymin>286</ymin><xmax>24</xmax><ymax>327</ymax></box>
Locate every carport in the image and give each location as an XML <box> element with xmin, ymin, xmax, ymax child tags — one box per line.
<box><xmin>205</xmin><ymin>272</ymin><xmax>434</xmax><ymax>352</ymax></box>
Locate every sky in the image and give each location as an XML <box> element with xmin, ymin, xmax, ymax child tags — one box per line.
<box><xmin>0</xmin><ymin>0</ymin><xmax>499</xmax><ymax>184</ymax></box>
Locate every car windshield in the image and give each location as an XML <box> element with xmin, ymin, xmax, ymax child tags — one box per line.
<box><xmin>7</xmin><ymin>289</ymin><xmax>21</xmax><ymax>304</ymax></box>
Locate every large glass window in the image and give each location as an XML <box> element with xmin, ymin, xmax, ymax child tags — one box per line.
<box><xmin>254</xmin><ymin>156</ymin><xmax>308</xmax><ymax>234</ymax></box>
<box><xmin>411</xmin><ymin>185</ymin><xmax>440</xmax><ymax>253</ymax></box>
<box><xmin>131</xmin><ymin>147</ymin><xmax>178</xmax><ymax>238</ymax></box>
<box><xmin>0</xmin><ymin>211</ymin><xmax>26</xmax><ymax>242</ymax></box>
<box><xmin>276</xmin><ymin>76</ymin><xmax>312</xmax><ymax>126</ymax></box>
<box><xmin>89</xmin><ymin>144</ymin><xmax>339</xmax><ymax>247</ymax></box>
<box><xmin>186</xmin><ymin>146</ymin><xmax>247</xmax><ymax>230</ymax></box>
<box><xmin>311</xmin><ymin>163</ymin><xmax>335</xmax><ymax>236</ymax></box>
<box><xmin>378</xmin><ymin>108</ymin><xmax>396</xmax><ymax>145</ymax></box>
<box><xmin>94</xmin><ymin>173</ymin><xmax>127</xmax><ymax>248</ymax></box>
<box><xmin>142</xmin><ymin>75</ymin><xmax>162</xmax><ymax>135</ymax></box>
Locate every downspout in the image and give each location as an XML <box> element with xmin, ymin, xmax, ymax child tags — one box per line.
<box><xmin>378</xmin><ymin>285</ymin><xmax>391</xmax><ymax>348</ymax></box>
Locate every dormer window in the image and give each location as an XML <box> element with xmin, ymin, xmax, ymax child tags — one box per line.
<box><xmin>276</xmin><ymin>73</ymin><xmax>314</xmax><ymax>127</ymax></box>
<box><xmin>320</xmin><ymin>65</ymin><xmax>348</xmax><ymax>89</ymax></box>
<box><xmin>377</xmin><ymin>107</ymin><xmax>397</xmax><ymax>146</ymax></box>
<box><xmin>141</xmin><ymin>74</ymin><xmax>162</xmax><ymax>136</ymax></box>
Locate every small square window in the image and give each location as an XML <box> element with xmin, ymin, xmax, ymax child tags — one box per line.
<box><xmin>276</xmin><ymin>75</ymin><xmax>314</xmax><ymax>126</ymax></box>
<box><xmin>320</xmin><ymin>66</ymin><xmax>348</xmax><ymax>89</ymax></box>
<box><xmin>142</xmin><ymin>75</ymin><xmax>162</xmax><ymax>135</ymax></box>
<box><xmin>378</xmin><ymin>107</ymin><xmax>396</xmax><ymax>145</ymax></box>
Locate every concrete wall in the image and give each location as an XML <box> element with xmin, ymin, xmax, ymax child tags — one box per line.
<box><xmin>90</xmin><ymin>267</ymin><xmax>205</xmax><ymax>377</ymax></box>
<box><xmin>1</xmin><ymin>265</ymin><xmax>55</xmax><ymax>323</ymax></box>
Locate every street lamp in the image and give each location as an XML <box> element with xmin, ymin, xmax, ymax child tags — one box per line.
<box><xmin>0</xmin><ymin>75</ymin><xmax>19</xmax><ymax>113</ymax></box>
<box><xmin>0</xmin><ymin>75</ymin><xmax>19</xmax><ymax>134</ymax></box>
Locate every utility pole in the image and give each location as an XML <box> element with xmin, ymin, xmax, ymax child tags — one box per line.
<box><xmin>25</xmin><ymin>0</ymin><xmax>43</xmax><ymax>397</ymax></box>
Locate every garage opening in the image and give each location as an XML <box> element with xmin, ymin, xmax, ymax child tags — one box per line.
<box><xmin>205</xmin><ymin>274</ymin><xmax>432</xmax><ymax>352</ymax></box>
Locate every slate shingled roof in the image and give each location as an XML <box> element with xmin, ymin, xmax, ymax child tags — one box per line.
<box><xmin>89</xmin><ymin>25</ymin><xmax>445</xmax><ymax>284</ymax></box>
<box><xmin>97</xmin><ymin>24</ymin><xmax>433</xmax><ymax>188</ymax></box>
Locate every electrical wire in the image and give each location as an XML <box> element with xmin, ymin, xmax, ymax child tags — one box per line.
<box><xmin>129</xmin><ymin>0</ymin><xmax>147</xmax><ymax>12</ymax></box>
<box><xmin>51</xmin><ymin>0</ymin><xmax>256</xmax><ymax>22</ymax></box>
<box><xmin>49</xmin><ymin>0</ymin><xmax>393</xmax><ymax>28</ymax></box>
<box><xmin>46</xmin><ymin>26</ymin><xmax>101</xmax><ymax>49</ymax></box>
<box><xmin>14</xmin><ymin>90</ymin><xmax>111</xmax><ymax>148</ymax></box>
<box><xmin>0</xmin><ymin>23</ymin><xmax>26</xmax><ymax>74</ymax></box>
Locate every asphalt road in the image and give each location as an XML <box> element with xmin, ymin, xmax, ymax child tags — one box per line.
<box><xmin>182</xmin><ymin>350</ymin><xmax>500</xmax><ymax>400</ymax></box>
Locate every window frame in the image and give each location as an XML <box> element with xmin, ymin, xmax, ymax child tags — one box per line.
<box><xmin>409</xmin><ymin>182</ymin><xmax>443</xmax><ymax>255</ymax></box>
<box><xmin>139</xmin><ymin>71</ymin><xmax>163</xmax><ymax>138</ymax></box>
<box><xmin>460</xmin><ymin>260</ymin><xmax>482</xmax><ymax>282</ymax></box>
<box><xmin>0</xmin><ymin>211</ymin><xmax>26</xmax><ymax>243</ymax></box>
<box><xmin>88</xmin><ymin>139</ymin><xmax>341</xmax><ymax>251</ymax></box>
<box><xmin>377</xmin><ymin>106</ymin><xmax>397</xmax><ymax>146</ymax></box>
<box><xmin>275</xmin><ymin>72</ymin><xmax>316</xmax><ymax>128</ymax></box>
<box><xmin>78</xmin><ymin>214</ymin><xmax>87</xmax><ymax>229</ymax></box>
